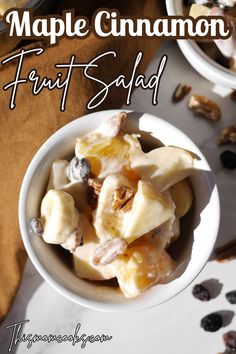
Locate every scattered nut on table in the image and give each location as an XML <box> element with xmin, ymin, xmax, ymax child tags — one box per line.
<box><xmin>172</xmin><ymin>83</ymin><xmax>192</xmax><ymax>102</ymax></box>
<box><xmin>188</xmin><ymin>95</ymin><xmax>221</xmax><ymax>121</ymax></box>
<box><xmin>219</xmin><ymin>124</ymin><xmax>236</xmax><ymax>145</ymax></box>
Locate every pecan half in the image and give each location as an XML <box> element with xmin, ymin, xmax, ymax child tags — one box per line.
<box><xmin>188</xmin><ymin>95</ymin><xmax>221</xmax><ymax>121</ymax></box>
<box><xmin>88</xmin><ymin>178</ymin><xmax>103</xmax><ymax>196</ymax></box>
<box><xmin>219</xmin><ymin>124</ymin><xmax>236</xmax><ymax>145</ymax></box>
<box><xmin>172</xmin><ymin>83</ymin><xmax>191</xmax><ymax>103</ymax></box>
<box><xmin>91</xmin><ymin>237</ymin><xmax>127</xmax><ymax>265</ymax></box>
<box><xmin>112</xmin><ymin>186</ymin><xmax>134</xmax><ymax>211</ymax></box>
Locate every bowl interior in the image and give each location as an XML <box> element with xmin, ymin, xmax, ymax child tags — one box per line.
<box><xmin>19</xmin><ymin>110</ymin><xmax>219</xmax><ymax>312</ymax></box>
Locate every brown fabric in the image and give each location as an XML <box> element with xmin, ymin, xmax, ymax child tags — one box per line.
<box><xmin>0</xmin><ymin>0</ymin><xmax>164</xmax><ymax>321</ymax></box>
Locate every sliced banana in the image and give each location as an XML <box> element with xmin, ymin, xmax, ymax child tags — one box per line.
<box><xmin>94</xmin><ymin>173</ymin><xmax>175</xmax><ymax>244</ymax></box>
<box><xmin>113</xmin><ymin>237</ymin><xmax>175</xmax><ymax>298</ymax></box>
<box><xmin>41</xmin><ymin>190</ymin><xmax>79</xmax><ymax>244</ymax></box>
<box><xmin>130</xmin><ymin>146</ymin><xmax>194</xmax><ymax>192</ymax></box>
<box><xmin>170</xmin><ymin>179</ymin><xmax>193</xmax><ymax>218</ymax></box>
<box><xmin>73</xmin><ymin>214</ymin><xmax>115</xmax><ymax>281</ymax></box>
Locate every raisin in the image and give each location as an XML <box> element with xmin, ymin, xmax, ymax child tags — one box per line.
<box><xmin>30</xmin><ymin>218</ymin><xmax>43</xmax><ymax>236</ymax></box>
<box><xmin>223</xmin><ymin>332</ymin><xmax>236</xmax><ymax>351</ymax></box>
<box><xmin>200</xmin><ymin>313</ymin><xmax>223</xmax><ymax>332</ymax></box>
<box><xmin>192</xmin><ymin>284</ymin><xmax>211</xmax><ymax>301</ymax></box>
<box><xmin>220</xmin><ymin>151</ymin><xmax>236</xmax><ymax>170</ymax></box>
<box><xmin>226</xmin><ymin>291</ymin><xmax>236</xmax><ymax>304</ymax></box>
<box><xmin>66</xmin><ymin>157</ymin><xmax>91</xmax><ymax>182</ymax></box>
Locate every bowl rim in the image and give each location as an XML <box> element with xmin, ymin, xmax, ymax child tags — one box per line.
<box><xmin>18</xmin><ymin>109</ymin><xmax>220</xmax><ymax>312</ymax></box>
<box><xmin>165</xmin><ymin>0</ymin><xmax>236</xmax><ymax>89</ymax></box>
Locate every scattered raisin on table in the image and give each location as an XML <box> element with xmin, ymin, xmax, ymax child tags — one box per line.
<box><xmin>220</xmin><ymin>151</ymin><xmax>236</xmax><ymax>170</ymax></box>
<box><xmin>192</xmin><ymin>284</ymin><xmax>211</xmax><ymax>301</ymax></box>
<box><xmin>200</xmin><ymin>313</ymin><xmax>223</xmax><ymax>332</ymax></box>
<box><xmin>226</xmin><ymin>291</ymin><xmax>236</xmax><ymax>304</ymax></box>
<box><xmin>223</xmin><ymin>332</ymin><xmax>236</xmax><ymax>351</ymax></box>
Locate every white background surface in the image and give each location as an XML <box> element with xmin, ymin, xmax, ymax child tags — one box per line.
<box><xmin>0</xmin><ymin>41</ymin><xmax>236</xmax><ymax>354</ymax></box>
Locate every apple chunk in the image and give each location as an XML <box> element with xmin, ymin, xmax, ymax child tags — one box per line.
<box><xmin>123</xmin><ymin>181</ymin><xmax>175</xmax><ymax>242</ymax></box>
<box><xmin>73</xmin><ymin>215</ymin><xmax>115</xmax><ymax>281</ymax></box>
<box><xmin>93</xmin><ymin>173</ymin><xmax>175</xmax><ymax>244</ymax></box>
<box><xmin>130</xmin><ymin>146</ymin><xmax>195</xmax><ymax>191</ymax></box>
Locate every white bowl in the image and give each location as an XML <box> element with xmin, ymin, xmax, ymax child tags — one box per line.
<box><xmin>19</xmin><ymin>110</ymin><xmax>220</xmax><ymax>312</ymax></box>
<box><xmin>165</xmin><ymin>0</ymin><xmax>236</xmax><ymax>89</ymax></box>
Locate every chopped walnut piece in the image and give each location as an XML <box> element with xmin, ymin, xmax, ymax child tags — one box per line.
<box><xmin>188</xmin><ymin>95</ymin><xmax>221</xmax><ymax>121</ymax></box>
<box><xmin>219</xmin><ymin>125</ymin><xmax>236</xmax><ymax>145</ymax></box>
<box><xmin>112</xmin><ymin>186</ymin><xmax>134</xmax><ymax>211</ymax></box>
<box><xmin>88</xmin><ymin>178</ymin><xmax>103</xmax><ymax>195</ymax></box>
<box><xmin>172</xmin><ymin>83</ymin><xmax>191</xmax><ymax>103</ymax></box>
<box><xmin>91</xmin><ymin>237</ymin><xmax>128</xmax><ymax>265</ymax></box>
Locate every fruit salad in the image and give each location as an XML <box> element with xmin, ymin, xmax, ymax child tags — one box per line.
<box><xmin>30</xmin><ymin>112</ymin><xmax>196</xmax><ymax>298</ymax></box>
<box><xmin>185</xmin><ymin>0</ymin><xmax>236</xmax><ymax>72</ymax></box>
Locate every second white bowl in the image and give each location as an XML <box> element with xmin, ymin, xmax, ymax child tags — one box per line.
<box><xmin>166</xmin><ymin>0</ymin><xmax>236</xmax><ymax>89</ymax></box>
